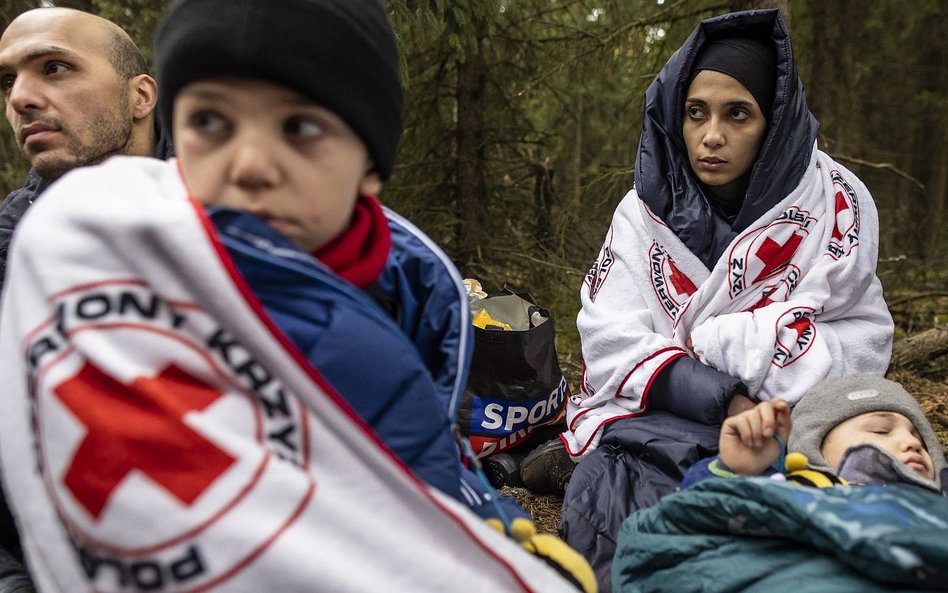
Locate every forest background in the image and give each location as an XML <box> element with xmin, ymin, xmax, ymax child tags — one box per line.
<box><xmin>2</xmin><ymin>0</ymin><xmax>946</xmax><ymax>454</ymax></box>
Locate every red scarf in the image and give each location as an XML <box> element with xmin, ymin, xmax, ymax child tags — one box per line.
<box><xmin>313</xmin><ymin>195</ymin><xmax>391</xmax><ymax>289</ymax></box>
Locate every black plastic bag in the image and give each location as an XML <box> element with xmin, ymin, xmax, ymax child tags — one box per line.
<box><xmin>457</xmin><ymin>290</ymin><xmax>568</xmax><ymax>458</ymax></box>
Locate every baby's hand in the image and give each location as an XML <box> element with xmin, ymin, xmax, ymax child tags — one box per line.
<box><xmin>719</xmin><ymin>399</ymin><xmax>791</xmax><ymax>476</ymax></box>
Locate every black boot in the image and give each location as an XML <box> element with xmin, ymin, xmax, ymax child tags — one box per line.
<box><xmin>482</xmin><ymin>449</ymin><xmax>527</xmax><ymax>488</ymax></box>
<box><xmin>520</xmin><ymin>437</ymin><xmax>575</xmax><ymax>496</ymax></box>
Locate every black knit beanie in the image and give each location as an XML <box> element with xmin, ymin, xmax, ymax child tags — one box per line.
<box><xmin>690</xmin><ymin>36</ymin><xmax>777</xmax><ymax>119</ymax></box>
<box><xmin>154</xmin><ymin>0</ymin><xmax>403</xmax><ymax>180</ymax></box>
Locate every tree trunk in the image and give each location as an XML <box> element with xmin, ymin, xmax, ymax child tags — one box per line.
<box><xmin>803</xmin><ymin>0</ymin><xmax>848</xmax><ymax>150</ymax></box>
<box><xmin>918</xmin><ymin>7</ymin><xmax>948</xmax><ymax>263</ymax></box>
<box><xmin>454</xmin><ymin>25</ymin><xmax>488</xmax><ymax>257</ymax></box>
<box><xmin>571</xmin><ymin>91</ymin><xmax>584</xmax><ymax>211</ymax></box>
<box><xmin>532</xmin><ymin>158</ymin><xmax>555</xmax><ymax>249</ymax></box>
<box><xmin>889</xmin><ymin>326</ymin><xmax>948</xmax><ymax>374</ymax></box>
<box><xmin>926</xmin><ymin>117</ymin><xmax>948</xmax><ymax>261</ymax></box>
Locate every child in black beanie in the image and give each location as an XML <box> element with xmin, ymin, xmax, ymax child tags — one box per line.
<box><xmin>153</xmin><ymin>0</ymin><xmax>475</xmax><ymax>513</ymax></box>
<box><xmin>154</xmin><ymin>2</ymin><xmax>593</xmax><ymax>590</ymax></box>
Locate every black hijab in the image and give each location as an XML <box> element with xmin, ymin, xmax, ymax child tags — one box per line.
<box><xmin>634</xmin><ymin>9</ymin><xmax>819</xmax><ymax>269</ymax></box>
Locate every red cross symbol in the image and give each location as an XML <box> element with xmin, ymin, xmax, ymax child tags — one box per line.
<box><xmin>831</xmin><ymin>191</ymin><xmax>851</xmax><ymax>241</ymax></box>
<box><xmin>754</xmin><ymin>232</ymin><xmax>804</xmax><ymax>283</ymax></box>
<box><xmin>667</xmin><ymin>260</ymin><xmax>697</xmax><ymax>297</ymax></box>
<box><xmin>787</xmin><ymin>316</ymin><xmax>812</xmax><ymax>340</ymax></box>
<box><xmin>746</xmin><ymin>293</ymin><xmax>774</xmax><ymax>313</ymax></box>
<box><xmin>54</xmin><ymin>363</ymin><xmax>236</xmax><ymax>520</ymax></box>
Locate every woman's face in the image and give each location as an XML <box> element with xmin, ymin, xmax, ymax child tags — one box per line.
<box><xmin>682</xmin><ymin>70</ymin><xmax>767</xmax><ymax>201</ymax></box>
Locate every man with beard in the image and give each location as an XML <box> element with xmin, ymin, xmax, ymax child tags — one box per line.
<box><xmin>0</xmin><ymin>9</ymin><xmax>169</xmax><ymax>590</ymax></box>
<box><xmin>0</xmin><ymin>7</ymin><xmax>172</xmax><ymax>294</ymax></box>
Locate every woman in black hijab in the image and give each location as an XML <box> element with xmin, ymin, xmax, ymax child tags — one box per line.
<box><xmin>559</xmin><ymin>10</ymin><xmax>893</xmax><ymax>592</ymax></box>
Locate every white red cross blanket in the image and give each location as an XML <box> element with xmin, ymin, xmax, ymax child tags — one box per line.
<box><xmin>0</xmin><ymin>157</ymin><xmax>577</xmax><ymax>593</ymax></box>
<box><xmin>566</xmin><ymin>146</ymin><xmax>893</xmax><ymax>458</ymax></box>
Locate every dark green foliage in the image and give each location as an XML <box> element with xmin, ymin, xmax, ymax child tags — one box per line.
<box><xmin>383</xmin><ymin>0</ymin><xmax>948</xmax><ymax>354</ymax></box>
<box><xmin>1</xmin><ymin>0</ymin><xmax>945</xmax><ymax>351</ymax></box>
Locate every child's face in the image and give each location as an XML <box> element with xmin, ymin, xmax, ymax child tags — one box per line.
<box><xmin>682</xmin><ymin>70</ymin><xmax>767</xmax><ymax>201</ymax></box>
<box><xmin>821</xmin><ymin>411</ymin><xmax>935</xmax><ymax>480</ymax></box>
<box><xmin>173</xmin><ymin>78</ymin><xmax>381</xmax><ymax>253</ymax></box>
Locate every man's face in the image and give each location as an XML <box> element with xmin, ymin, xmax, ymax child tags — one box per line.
<box><xmin>0</xmin><ymin>10</ymin><xmax>135</xmax><ymax>177</ymax></box>
<box><xmin>174</xmin><ymin>78</ymin><xmax>381</xmax><ymax>253</ymax></box>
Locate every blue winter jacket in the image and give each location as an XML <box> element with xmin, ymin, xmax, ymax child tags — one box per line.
<box><xmin>209</xmin><ymin>207</ymin><xmax>522</xmax><ymax>519</ymax></box>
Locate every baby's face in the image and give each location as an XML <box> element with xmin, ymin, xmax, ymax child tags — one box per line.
<box><xmin>821</xmin><ymin>411</ymin><xmax>934</xmax><ymax>480</ymax></box>
<box><xmin>173</xmin><ymin>77</ymin><xmax>381</xmax><ymax>253</ymax></box>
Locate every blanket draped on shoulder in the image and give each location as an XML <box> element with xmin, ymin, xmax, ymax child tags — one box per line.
<box><xmin>568</xmin><ymin>146</ymin><xmax>893</xmax><ymax>456</ymax></box>
<box><xmin>0</xmin><ymin>156</ymin><xmax>576</xmax><ymax>593</ymax></box>
<box><xmin>613</xmin><ymin>478</ymin><xmax>948</xmax><ymax>593</ymax></box>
